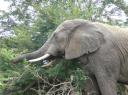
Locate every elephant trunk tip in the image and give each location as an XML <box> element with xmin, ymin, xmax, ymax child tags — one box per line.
<box><xmin>11</xmin><ymin>54</ymin><xmax>27</xmax><ymax>64</ymax></box>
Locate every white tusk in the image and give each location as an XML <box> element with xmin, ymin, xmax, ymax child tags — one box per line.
<box><xmin>28</xmin><ymin>54</ymin><xmax>50</xmax><ymax>63</ymax></box>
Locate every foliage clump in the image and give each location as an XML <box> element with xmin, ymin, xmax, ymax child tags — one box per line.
<box><xmin>1</xmin><ymin>0</ymin><xmax>128</xmax><ymax>95</ymax></box>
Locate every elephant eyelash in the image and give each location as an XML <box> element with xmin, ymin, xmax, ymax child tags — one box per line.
<box><xmin>53</xmin><ymin>33</ymin><xmax>59</xmax><ymax>41</ymax></box>
<box><xmin>54</xmin><ymin>35</ymin><xmax>59</xmax><ymax>41</ymax></box>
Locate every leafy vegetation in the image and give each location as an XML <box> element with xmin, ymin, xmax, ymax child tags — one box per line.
<box><xmin>0</xmin><ymin>0</ymin><xmax>128</xmax><ymax>95</ymax></box>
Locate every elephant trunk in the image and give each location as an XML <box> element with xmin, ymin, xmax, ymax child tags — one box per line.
<box><xmin>12</xmin><ymin>39</ymin><xmax>50</xmax><ymax>63</ymax></box>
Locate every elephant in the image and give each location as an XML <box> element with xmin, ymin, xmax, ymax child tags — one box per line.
<box><xmin>12</xmin><ymin>19</ymin><xmax>128</xmax><ymax>95</ymax></box>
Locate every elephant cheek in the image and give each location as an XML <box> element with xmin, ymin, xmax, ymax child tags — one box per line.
<box><xmin>46</xmin><ymin>45</ymin><xmax>59</xmax><ymax>56</ymax></box>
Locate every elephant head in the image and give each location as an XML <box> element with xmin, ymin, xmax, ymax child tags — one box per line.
<box><xmin>12</xmin><ymin>19</ymin><xmax>106</xmax><ymax>95</ymax></box>
<box><xmin>13</xmin><ymin>19</ymin><xmax>104</xmax><ymax>63</ymax></box>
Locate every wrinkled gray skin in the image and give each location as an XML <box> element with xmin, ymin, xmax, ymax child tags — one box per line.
<box><xmin>13</xmin><ymin>19</ymin><xmax>128</xmax><ymax>95</ymax></box>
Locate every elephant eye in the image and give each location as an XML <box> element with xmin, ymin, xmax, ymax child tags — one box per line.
<box><xmin>53</xmin><ymin>33</ymin><xmax>58</xmax><ymax>40</ymax></box>
<box><xmin>54</xmin><ymin>34</ymin><xmax>59</xmax><ymax>41</ymax></box>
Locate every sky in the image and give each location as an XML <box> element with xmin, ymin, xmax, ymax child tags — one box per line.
<box><xmin>0</xmin><ymin>0</ymin><xmax>10</xmax><ymax>12</ymax></box>
<box><xmin>125</xmin><ymin>0</ymin><xmax>128</xmax><ymax>4</ymax></box>
<box><xmin>0</xmin><ymin>0</ymin><xmax>128</xmax><ymax>12</ymax></box>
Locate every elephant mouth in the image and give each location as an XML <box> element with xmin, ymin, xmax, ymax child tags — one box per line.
<box><xmin>28</xmin><ymin>52</ymin><xmax>64</xmax><ymax>67</ymax></box>
<box><xmin>28</xmin><ymin>54</ymin><xmax>57</xmax><ymax>67</ymax></box>
<box><xmin>41</xmin><ymin>57</ymin><xmax>56</xmax><ymax>67</ymax></box>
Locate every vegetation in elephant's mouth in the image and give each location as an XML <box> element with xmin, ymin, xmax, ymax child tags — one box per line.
<box><xmin>42</xmin><ymin>55</ymin><xmax>56</xmax><ymax>64</ymax></box>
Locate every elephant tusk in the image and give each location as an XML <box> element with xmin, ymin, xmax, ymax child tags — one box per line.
<box><xmin>28</xmin><ymin>54</ymin><xmax>50</xmax><ymax>63</ymax></box>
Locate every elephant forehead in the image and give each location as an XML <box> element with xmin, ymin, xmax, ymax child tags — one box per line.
<box><xmin>56</xmin><ymin>20</ymin><xmax>84</xmax><ymax>31</ymax></box>
<box><xmin>55</xmin><ymin>23</ymin><xmax>73</xmax><ymax>33</ymax></box>
<box><xmin>61</xmin><ymin>21</ymin><xmax>76</xmax><ymax>29</ymax></box>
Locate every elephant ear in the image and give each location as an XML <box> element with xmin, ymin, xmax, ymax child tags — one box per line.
<box><xmin>65</xmin><ymin>25</ymin><xmax>104</xmax><ymax>59</ymax></box>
